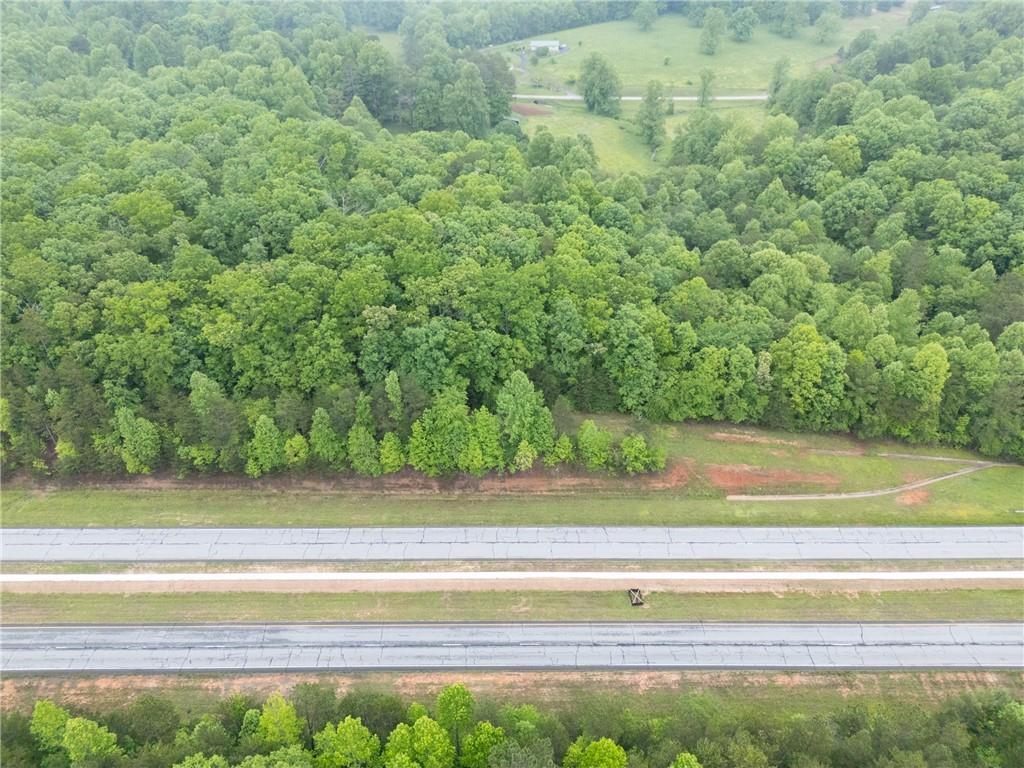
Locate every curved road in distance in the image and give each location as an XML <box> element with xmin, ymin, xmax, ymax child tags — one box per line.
<box><xmin>513</xmin><ymin>93</ymin><xmax>769</xmax><ymax>102</ymax></box>
<box><xmin>4</xmin><ymin>526</ymin><xmax>1022</xmax><ymax>562</ymax></box>
<box><xmin>3</xmin><ymin>623</ymin><xmax>1021</xmax><ymax>672</ymax></box>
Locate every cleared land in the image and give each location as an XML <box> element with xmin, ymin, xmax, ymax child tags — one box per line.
<box><xmin>506</xmin><ymin>11</ymin><xmax>908</xmax><ymax>94</ymax></box>
<box><xmin>506</xmin><ymin>10</ymin><xmax>910</xmax><ymax>171</ymax></box>
<box><xmin>3</xmin><ymin>465</ymin><xmax>1018</xmax><ymax>528</ymax></box>
<box><xmin>511</xmin><ymin>100</ymin><xmax>763</xmax><ymax>173</ymax></box>
<box><xmin>4</xmin><ymin>421</ymin><xmax>1019</xmax><ymax>527</ymax></box>
<box><xmin>4</xmin><ymin>589</ymin><xmax>1022</xmax><ymax>625</ymax></box>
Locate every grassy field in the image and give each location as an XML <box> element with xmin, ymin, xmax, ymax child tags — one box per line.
<box><xmin>507</xmin><ymin>9</ymin><xmax>908</xmax><ymax>173</ymax></box>
<box><xmin>505</xmin><ymin>9</ymin><xmax>909</xmax><ymax>95</ymax></box>
<box><xmin>5</xmin><ymin>589</ymin><xmax>1021</xmax><ymax>625</ymax></box>
<box><xmin>2</xmin><ymin>467</ymin><xmax>1019</xmax><ymax>529</ymax></box>
<box><xmin>512</xmin><ymin>100</ymin><xmax>764</xmax><ymax>174</ymax></box>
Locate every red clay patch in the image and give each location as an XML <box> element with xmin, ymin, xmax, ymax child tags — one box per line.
<box><xmin>12</xmin><ymin>464</ymin><xmax>694</xmax><ymax>497</ymax></box>
<box><xmin>896</xmin><ymin>489</ymin><xmax>930</xmax><ymax>506</ymax></box>
<box><xmin>646</xmin><ymin>460</ymin><xmax>692</xmax><ymax>490</ymax></box>
<box><xmin>705</xmin><ymin>464</ymin><xmax>842</xmax><ymax>492</ymax></box>
<box><xmin>511</xmin><ymin>103</ymin><xmax>551</xmax><ymax>116</ymax></box>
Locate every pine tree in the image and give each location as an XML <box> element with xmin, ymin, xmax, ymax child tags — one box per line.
<box><xmin>379</xmin><ymin>432</ymin><xmax>405</xmax><ymax>474</ymax></box>
<box><xmin>246</xmin><ymin>416</ymin><xmax>284</xmax><ymax>478</ymax></box>
<box><xmin>309</xmin><ymin>408</ymin><xmax>345</xmax><ymax>469</ymax></box>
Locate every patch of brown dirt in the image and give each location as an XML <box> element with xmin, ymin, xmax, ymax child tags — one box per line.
<box><xmin>896</xmin><ymin>489</ymin><xmax>931</xmax><ymax>506</ymax></box>
<box><xmin>8</xmin><ymin>462</ymin><xmax>695</xmax><ymax>497</ymax></box>
<box><xmin>645</xmin><ymin>460</ymin><xmax>692</xmax><ymax>490</ymax></box>
<box><xmin>709</xmin><ymin>432</ymin><xmax>803</xmax><ymax>447</ymax></box>
<box><xmin>511</xmin><ymin>103</ymin><xmax>551</xmax><ymax>116</ymax></box>
<box><xmin>706</xmin><ymin>464</ymin><xmax>842</xmax><ymax>492</ymax></box>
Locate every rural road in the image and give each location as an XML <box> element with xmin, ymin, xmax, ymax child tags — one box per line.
<box><xmin>513</xmin><ymin>93</ymin><xmax>769</xmax><ymax>102</ymax></box>
<box><xmin>4</xmin><ymin>526</ymin><xmax>1022</xmax><ymax>562</ymax></box>
<box><xmin>3</xmin><ymin>622</ymin><xmax>1020</xmax><ymax>672</ymax></box>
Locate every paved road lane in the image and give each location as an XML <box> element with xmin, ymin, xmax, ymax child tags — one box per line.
<box><xmin>3</xmin><ymin>527</ymin><xmax>1021</xmax><ymax>562</ymax></box>
<box><xmin>3</xmin><ymin>623</ymin><xmax>1020</xmax><ymax>672</ymax></box>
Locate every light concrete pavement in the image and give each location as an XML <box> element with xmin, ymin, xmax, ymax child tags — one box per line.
<box><xmin>4</xmin><ymin>526</ymin><xmax>1021</xmax><ymax>562</ymax></box>
<box><xmin>4</xmin><ymin>570</ymin><xmax>1022</xmax><ymax>593</ymax></box>
<box><xmin>3</xmin><ymin>622</ymin><xmax>1020</xmax><ymax>672</ymax></box>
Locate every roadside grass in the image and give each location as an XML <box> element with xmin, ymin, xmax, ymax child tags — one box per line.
<box><xmin>2</xmin><ymin>465</ymin><xmax>1019</xmax><ymax>528</ymax></box>
<box><xmin>2</xmin><ymin>468</ymin><xmax>1020</xmax><ymax>528</ymax></box>
<box><xmin>5</xmin><ymin>589</ymin><xmax>1021</xmax><ymax>625</ymax></box>
<box><xmin>504</xmin><ymin>10</ymin><xmax>908</xmax><ymax>95</ymax></box>
<box><xmin>3</xmin><ymin>419</ymin><xmax>1018</xmax><ymax>527</ymax></box>
<box><xmin>5</xmin><ymin>670</ymin><xmax>1021</xmax><ymax>720</ymax></box>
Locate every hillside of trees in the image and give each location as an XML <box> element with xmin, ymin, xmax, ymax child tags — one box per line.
<box><xmin>2</xmin><ymin>1</ymin><xmax>1023</xmax><ymax>481</ymax></box>
<box><xmin>4</xmin><ymin>685</ymin><xmax>1022</xmax><ymax>768</ymax></box>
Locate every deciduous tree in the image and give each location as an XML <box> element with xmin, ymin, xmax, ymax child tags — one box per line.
<box><xmin>580</xmin><ymin>54</ymin><xmax>621</xmax><ymax>116</ymax></box>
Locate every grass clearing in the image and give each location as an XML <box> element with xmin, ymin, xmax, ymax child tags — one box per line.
<box><xmin>505</xmin><ymin>10</ymin><xmax>908</xmax><ymax>94</ymax></box>
<box><xmin>508</xmin><ymin>10</ymin><xmax>909</xmax><ymax>172</ymax></box>
<box><xmin>2</xmin><ymin>467</ymin><xmax>1020</xmax><ymax>529</ymax></box>
<box><xmin>513</xmin><ymin>101</ymin><xmax>764</xmax><ymax>174</ymax></box>
<box><xmin>4</xmin><ymin>589</ymin><xmax>1021</xmax><ymax>625</ymax></box>
<box><xmin>3</xmin><ymin>420</ymin><xmax>1018</xmax><ymax>527</ymax></box>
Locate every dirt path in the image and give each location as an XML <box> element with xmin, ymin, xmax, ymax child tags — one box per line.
<box><xmin>727</xmin><ymin>462</ymin><xmax>1007</xmax><ymax>502</ymax></box>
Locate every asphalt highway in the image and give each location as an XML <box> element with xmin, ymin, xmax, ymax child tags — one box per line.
<box><xmin>3</xmin><ymin>623</ymin><xmax>1020</xmax><ymax>672</ymax></box>
<box><xmin>4</xmin><ymin>526</ymin><xmax>1021</xmax><ymax>562</ymax></box>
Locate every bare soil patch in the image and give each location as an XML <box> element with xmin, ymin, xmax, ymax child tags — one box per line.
<box><xmin>707</xmin><ymin>464</ymin><xmax>841</xmax><ymax>492</ymax></box>
<box><xmin>896</xmin><ymin>489</ymin><xmax>931</xmax><ymax>507</ymax></box>
<box><xmin>511</xmin><ymin>103</ymin><xmax>552</xmax><ymax>116</ymax></box>
<box><xmin>8</xmin><ymin>463</ymin><xmax>696</xmax><ymax>496</ymax></box>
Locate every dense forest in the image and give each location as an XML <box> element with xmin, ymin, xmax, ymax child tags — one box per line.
<box><xmin>3</xmin><ymin>685</ymin><xmax>1022</xmax><ymax>768</ymax></box>
<box><xmin>2</xmin><ymin>1</ymin><xmax>1023</xmax><ymax>480</ymax></box>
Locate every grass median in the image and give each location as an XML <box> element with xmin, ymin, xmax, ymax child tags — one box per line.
<box><xmin>5</xmin><ymin>588</ymin><xmax>1022</xmax><ymax>625</ymax></box>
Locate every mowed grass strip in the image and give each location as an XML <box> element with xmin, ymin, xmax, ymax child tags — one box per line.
<box><xmin>2</xmin><ymin>464</ymin><xmax>1020</xmax><ymax>528</ymax></box>
<box><xmin>4</xmin><ymin>421</ymin><xmax>1018</xmax><ymax>527</ymax></box>
<box><xmin>5</xmin><ymin>589</ymin><xmax>1022</xmax><ymax>625</ymax></box>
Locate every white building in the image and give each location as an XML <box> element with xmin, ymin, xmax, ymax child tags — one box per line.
<box><xmin>529</xmin><ymin>40</ymin><xmax>561</xmax><ymax>53</ymax></box>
